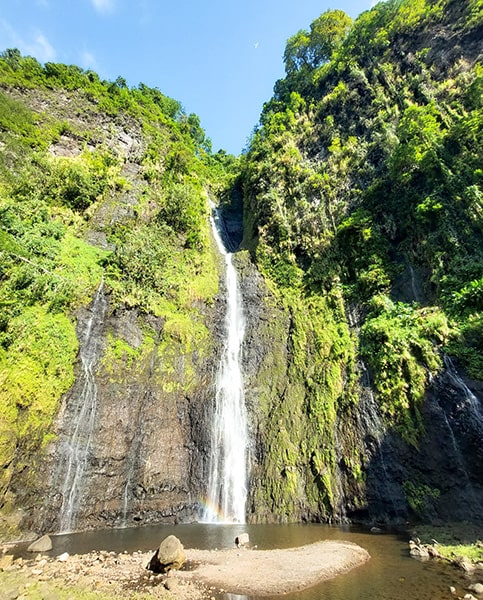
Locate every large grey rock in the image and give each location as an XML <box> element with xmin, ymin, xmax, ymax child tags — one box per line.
<box><xmin>147</xmin><ymin>535</ymin><xmax>186</xmax><ymax>573</ymax></box>
<box><xmin>235</xmin><ymin>533</ymin><xmax>249</xmax><ymax>547</ymax></box>
<box><xmin>27</xmin><ymin>534</ymin><xmax>52</xmax><ymax>552</ymax></box>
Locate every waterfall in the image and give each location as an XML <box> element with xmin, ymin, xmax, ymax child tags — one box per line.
<box><xmin>443</xmin><ymin>355</ymin><xmax>483</xmax><ymax>430</ymax></box>
<box><xmin>203</xmin><ymin>206</ymin><xmax>248</xmax><ymax>523</ymax></box>
<box><xmin>58</xmin><ymin>281</ymin><xmax>107</xmax><ymax>532</ymax></box>
<box><xmin>439</xmin><ymin>355</ymin><xmax>483</xmax><ymax>510</ymax></box>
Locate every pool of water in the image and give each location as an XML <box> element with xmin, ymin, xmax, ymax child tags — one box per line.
<box><xmin>24</xmin><ymin>523</ymin><xmax>477</xmax><ymax>599</ymax></box>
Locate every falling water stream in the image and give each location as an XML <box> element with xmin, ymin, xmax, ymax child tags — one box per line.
<box><xmin>203</xmin><ymin>205</ymin><xmax>248</xmax><ymax>523</ymax></box>
<box><xmin>444</xmin><ymin>354</ymin><xmax>483</xmax><ymax>429</ymax></box>
<box><xmin>58</xmin><ymin>281</ymin><xmax>107</xmax><ymax>532</ymax></box>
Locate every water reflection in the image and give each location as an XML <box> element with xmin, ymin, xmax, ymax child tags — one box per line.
<box><xmin>26</xmin><ymin>523</ymin><xmax>473</xmax><ymax>600</ymax></box>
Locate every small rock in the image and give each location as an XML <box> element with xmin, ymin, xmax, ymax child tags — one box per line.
<box><xmin>469</xmin><ymin>583</ymin><xmax>483</xmax><ymax>595</ymax></box>
<box><xmin>370</xmin><ymin>527</ymin><xmax>382</xmax><ymax>533</ymax></box>
<box><xmin>27</xmin><ymin>535</ymin><xmax>52</xmax><ymax>553</ymax></box>
<box><xmin>450</xmin><ymin>586</ymin><xmax>457</xmax><ymax>594</ymax></box>
<box><xmin>409</xmin><ymin>540</ymin><xmax>429</xmax><ymax>559</ymax></box>
<box><xmin>464</xmin><ymin>595</ymin><xmax>477</xmax><ymax>600</ymax></box>
<box><xmin>0</xmin><ymin>554</ymin><xmax>14</xmax><ymax>570</ymax></box>
<box><xmin>164</xmin><ymin>578</ymin><xmax>179</xmax><ymax>591</ymax></box>
<box><xmin>57</xmin><ymin>552</ymin><xmax>70</xmax><ymax>562</ymax></box>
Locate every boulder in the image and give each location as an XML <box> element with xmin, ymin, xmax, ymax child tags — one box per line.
<box><xmin>147</xmin><ymin>535</ymin><xmax>186</xmax><ymax>573</ymax></box>
<box><xmin>454</xmin><ymin>556</ymin><xmax>476</xmax><ymax>573</ymax></box>
<box><xmin>235</xmin><ymin>533</ymin><xmax>249</xmax><ymax>547</ymax></box>
<box><xmin>27</xmin><ymin>535</ymin><xmax>52</xmax><ymax>553</ymax></box>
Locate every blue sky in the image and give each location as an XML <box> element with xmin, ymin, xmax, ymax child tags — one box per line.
<box><xmin>1</xmin><ymin>0</ymin><xmax>376</xmax><ymax>155</ymax></box>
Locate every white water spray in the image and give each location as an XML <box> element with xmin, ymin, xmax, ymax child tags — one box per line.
<box><xmin>58</xmin><ymin>281</ymin><xmax>107</xmax><ymax>532</ymax></box>
<box><xmin>203</xmin><ymin>207</ymin><xmax>248</xmax><ymax>523</ymax></box>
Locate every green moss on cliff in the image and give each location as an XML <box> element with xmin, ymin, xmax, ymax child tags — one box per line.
<box><xmin>249</xmin><ymin>284</ymin><xmax>358</xmax><ymax>522</ymax></box>
<box><xmin>243</xmin><ymin>0</ymin><xmax>482</xmax><ymax>520</ymax></box>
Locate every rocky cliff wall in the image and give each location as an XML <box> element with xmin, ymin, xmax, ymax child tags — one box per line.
<box><xmin>236</xmin><ymin>249</ymin><xmax>483</xmax><ymax>526</ymax></box>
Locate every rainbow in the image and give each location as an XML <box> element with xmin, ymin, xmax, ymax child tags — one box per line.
<box><xmin>197</xmin><ymin>497</ymin><xmax>241</xmax><ymax>524</ymax></box>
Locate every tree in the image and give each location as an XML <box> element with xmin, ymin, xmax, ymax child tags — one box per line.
<box><xmin>284</xmin><ymin>30</ymin><xmax>311</xmax><ymax>74</ymax></box>
<box><xmin>309</xmin><ymin>10</ymin><xmax>353</xmax><ymax>67</ymax></box>
<box><xmin>283</xmin><ymin>10</ymin><xmax>352</xmax><ymax>75</ymax></box>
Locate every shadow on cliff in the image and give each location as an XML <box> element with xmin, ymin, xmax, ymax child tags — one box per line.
<box><xmin>345</xmin><ymin>358</ymin><xmax>483</xmax><ymax>527</ymax></box>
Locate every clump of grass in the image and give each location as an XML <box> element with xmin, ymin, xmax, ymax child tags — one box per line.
<box><xmin>413</xmin><ymin>522</ymin><xmax>483</xmax><ymax>563</ymax></box>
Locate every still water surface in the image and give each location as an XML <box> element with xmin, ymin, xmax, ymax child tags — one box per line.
<box><xmin>46</xmin><ymin>523</ymin><xmax>474</xmax><ymax>600</ymax></box>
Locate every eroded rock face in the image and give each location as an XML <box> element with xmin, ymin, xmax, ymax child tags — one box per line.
<box><xmin>22</xmin><ymin>290</ymin><xmax>221</xmax><ymax>533</ymax></box>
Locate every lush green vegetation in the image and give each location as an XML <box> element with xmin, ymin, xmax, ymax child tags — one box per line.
<box><xmin>414</xmin><ymin>522</ymin><xmax>483</xmax><ymax>563</ymax></box>
<box><xmin>242</xmin><ymin>0</ymin><xmax>482</xmax><ymax>517</ymax></box>
<box><xmin>0</xmin><ymin>49</ymin><xmax>236</xmax><ymax>529</ymax></box>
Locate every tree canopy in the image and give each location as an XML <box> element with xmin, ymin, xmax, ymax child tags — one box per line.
<box><xmin>283</xmin><ymin>9</ymin><xmax>353</xmax><ymax>74</ymax></box>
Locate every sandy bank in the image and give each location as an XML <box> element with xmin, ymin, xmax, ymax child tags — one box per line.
<box><xmin>182</xmin><ymin>540</ymin><xmax>370</xmax><ymax>595</ymax></box>
<box><xmin>0</xmin><ymin>539</ymin><xmax>370</xmax><ymax>599</ymax></box>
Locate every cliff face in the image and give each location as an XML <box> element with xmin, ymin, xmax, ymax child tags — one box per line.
<box><xmin>1</xmin><ymin>0</ymin><xmax>483</xmax><ymax>539</ymax></box>
<box><xmin>239</xmin><ymin>0</ymin><xmax>483</xmax><ymax>525</ymax></box>
<box><xmin>0</xmin><ymin>66</ymin><xmax>224</xmax><ymax>537</ymax></box>
<box><xmin>237</xmin><ymin>250</ymin><xmax>483</xmax><ymax>525</ymax></box>
<box><xmin>22</xmin><ymin>297</ymin><xmax>219</xmax><ymax>532</ymax></box>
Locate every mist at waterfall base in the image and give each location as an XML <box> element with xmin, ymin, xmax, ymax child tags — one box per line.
<box><xmin>203</xmin><ymin>206</ymin><xmax>248</xmax><ymax>524</ymax></box>
<box><xmin>31</xmin><ymin>522</ymin><xmax>475</xmax><ymax>600</ymax></box>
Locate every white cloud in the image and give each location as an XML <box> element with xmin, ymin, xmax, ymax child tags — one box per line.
<box><xmin>80</xmin><ymin>50</ymin><xmax>98</xmax><ymax>70</ymax></box>
<box><xmin>0</xmin><ymin>20</ymin><xmax>56</xmax><ymax>62</ymax></box>
<box><xmin>29</xmin><ymin>32</ymin><xmax>56</xmax><ymax>61</ymax></box>
<box><xmin>91</xmin><ymin>0</ymin><xmax>116</xmax><ymax>14</ymax></box>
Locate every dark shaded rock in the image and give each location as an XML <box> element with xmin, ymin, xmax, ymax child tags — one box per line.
<box><xmin>147</xmin><ymin>535</ymin><xmax>186</xmax><ymax>573</ymax></box>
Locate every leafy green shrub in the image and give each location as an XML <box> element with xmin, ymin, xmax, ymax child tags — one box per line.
<box><xmin>403</xmin><ymin>479</ymin><xmax>440</xmax><ymax>515</ymax></box>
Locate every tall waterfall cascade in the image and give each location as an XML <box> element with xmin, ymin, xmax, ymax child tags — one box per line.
<box><xmin>203</xmin><ymin>206</ymin><xmax>248</xmax><ymax>523</ymax></box>
<box><xmin>58</xmin><ymin>281</ymin><xmax>107</xmax><ymax>532</ymax></box>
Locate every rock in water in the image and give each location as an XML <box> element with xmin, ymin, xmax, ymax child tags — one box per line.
<box><xmin>147</xmin><ymin>535</ymin><xmax>186</xmax><ymax>573</ymax></box>
<box><xmin>27</xmin><ymin>535</ymin><xmax>52</xmax><ymax>552</ymax></box>
<box><xmin>408</xmin><ymin>539</ymin><xmax>429</xmax><ymax>559</ymax></box>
